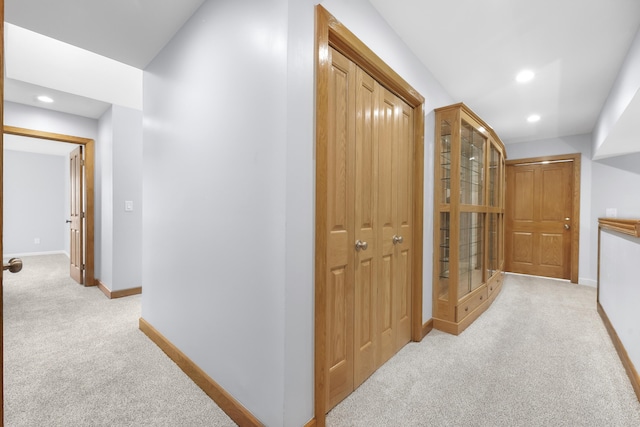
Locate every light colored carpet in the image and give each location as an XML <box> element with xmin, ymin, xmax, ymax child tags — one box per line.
<box><xmin>6</xmin><ymin>256</ymin><xmax>640</xmax><ymax>426</ymax></box>
<box><xmin>327</xmin><ymin>273</ymin><xmax>640</xmax><ymax>426</ymax></box>
<box><xmin>3</xmin><ymin>254</ymin><xmax>236</xmax><ymax>426</ymax></box>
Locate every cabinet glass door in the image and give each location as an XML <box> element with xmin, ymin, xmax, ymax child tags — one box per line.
<box><xmin>488</xmin><ymin>144</ymin><xmax>500</xmax><ymax>207</ymax></box>
<box><xmin>458</xmin><ymin>212</ymin><xmax>484</xmax><ymax>298</ymax></box>
<box><xmin>487</xmin><ymin>213</ymin><xmax>498</xmax><ymax>277</ymax></box>
<box><xmin>460</xmin><ymin>121</ymin><xmax>485</xmax><ymax>205</ymax></box>
<box><xmin>440</xmin><ymin>119</ymin><xmax>452</xmax><ymax>204</ymax></box>
<box><xmin>439</xmin><ymin>212</ymin><xmax>450</xmax><ymax>301</ymax></box>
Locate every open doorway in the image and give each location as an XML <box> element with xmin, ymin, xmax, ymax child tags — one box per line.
<box><xmin>3</xmin><ymin>126</ymin><xmax>95</xmax><ymax>286</ymax></box>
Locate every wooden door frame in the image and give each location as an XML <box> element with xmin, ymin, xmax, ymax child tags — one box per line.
<box><xmin>505</xmin><ymin>153</ymin><xmax>580</xmax><ymax>283</ymax></box>
<box><xmin>314</xmin><ymin>5</ymin><xmax>425</xmax><ymax>425</ymax></box>
<box><xmin>3</xmin><ymin>126</ymin><xmax>96</xmax><ymax>287</ymax></box>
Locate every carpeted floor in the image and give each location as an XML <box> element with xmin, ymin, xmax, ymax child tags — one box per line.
<box><xmin>327</xmin><ymin>273</ymin><xmax>640</xmax><ymax>426</ymax></box>
<box><xmin>5</xmin><ymin>255</ymin><xmax>640</xmax><ymax>426</ymax></box>
<box><xmin>3</xmin><ymin>254</ymin><xmax>236</xmax><ymax>426</ymax></box>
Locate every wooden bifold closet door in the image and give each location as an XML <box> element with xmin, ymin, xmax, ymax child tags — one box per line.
<box><xmin>325</xmin><ymin>47</ymin><xmax>414</xmax><ymax>410</ymax></box>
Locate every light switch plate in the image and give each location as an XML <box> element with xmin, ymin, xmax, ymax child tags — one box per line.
<box><xmin>605</xmin><ymin>208</ymin><xmax>617</xmax><ymax>218</ymax></box>
<box><xmin>125</xmin><ymin>201</ymin><xmax>134</xmax><ymax>212</ymax></box>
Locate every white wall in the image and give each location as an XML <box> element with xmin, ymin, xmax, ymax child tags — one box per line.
<box><xmin>503</xmin><ymin>134</ymin><xmax>595</xmax><ymax>285</ymax></box>
<box><xmin>599</xmin><ymin>229</ymin><xmax>640</xmax><ymax>376</ymax></box>
<box><xmin>98</xmin><ymin>108</ymin><xmax>113</xmax><ymax>286</ymax></box>
<box><xmin>3</xmin><ymin>150</ymin><xmax>67</xmax><ymax>255</ymax></box>
<box><xmin>4</xmin><ymin>101</ymin><xmax>99</xmax><ymax>139</ymax></box>
<box><xmin>112</xmin><ymin>106</ymin><xmax>143</xmax><ymax>291</ymax></box>
<box><xmin>4</xmin><ymin>101</ymin><xmax>143</xmax><ymax>291</ymax></box>
<box><xmin>142</xmin><ymin>1</ymin><xmax>288</xmax><ymax>425</ymax></box>
<box><xmin>97</xmin><ymin>105</ymin><xmax>143</xmax><ymax>291</ymax></box>
<box><xmin>593</xmin><ymin>27</ymin><xmax>640</xmax><ymax>157</ymax></box>
<box><xmin>142</xmin><ymin>0</ymin><xmax>454</xmax><ymax>426</ymax></box>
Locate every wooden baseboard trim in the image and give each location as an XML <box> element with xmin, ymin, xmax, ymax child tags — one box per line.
<box><xmin>139</xmin><ymin>318</ymin><xmax>263</xmax><ymax>426</ymax></box>
<box><xmin>598</xmin><ymin>303</ymin><xmax>640</xmax><ymax>402</ymax></box>
<box><xmin>421</xmin><ymin>319</ymin><xmax>434</xmax><ymax>339</ymax></box>
<box><xmin>304</xmin><ymin>418</ymin><xmax>317</xmax><ymax>427</ymax></box>
<box><xmin>97</xmin><ymin>280</ymin><xmax>142</xmax><ymax>299</ymax></box>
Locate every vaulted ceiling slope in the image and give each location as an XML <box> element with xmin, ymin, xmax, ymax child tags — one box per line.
<box><xmin>6</xmin><ymin>0</ymin><xmax>207</xmax><ymax>69</ymax></box>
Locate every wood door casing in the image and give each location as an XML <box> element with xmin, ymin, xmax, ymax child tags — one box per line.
<box><xmin>315</xmin><ymin>6</ymin><xmax>425</xmax><ymax>425</ymax></box>
<box><xmin>70</xmin><ymin>145</ymin><xmax>84</xmax><ymax>284</ymax></box>
<box><xmin>506</xmin><ymin>156</ymin><xmax>579</xmax><ymax>281</ymax></box>
<box><xmin>3</xmin><ymin>126</ymin><xmax>96</xmax><ymax>287</ymax></box>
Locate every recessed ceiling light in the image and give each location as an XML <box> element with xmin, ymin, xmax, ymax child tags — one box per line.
<box><xmin>37</xmin><ymin>95</ymin><xmax>54</xmax><ymax>103</ymax></box>
<box><xmin>516</xmin><ymin>70</ymin><xmax>535</xmax><ymax>83</ymax></box>
<box><xmin>527</xmin><ymin>114</ymin><xmax>541</xmax><ymax>123</ymax></box>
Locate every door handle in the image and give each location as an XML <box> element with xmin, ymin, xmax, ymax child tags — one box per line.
<box><xmin>355</xmin><ymin>240</ymin><xmax>368</xmax><ymax>251</ymax></box>
<box><xmin>3</xmin><ymin>258</ymin><xmax>23</xmax><ymax>274</ymax></box>
<box><xmin>393</xmin><ymin>235</ymin><xmax>404</xmax><ymax>245</ymax></box>
<box><xmin>564</xmin><ymin>224</ymin><xmax>570</xmax><ymax>230</ymax></box>
<box><xmin>66</xmin><ymin>220</ymin><xmax>72</xmax><ymax>224</ymax></box>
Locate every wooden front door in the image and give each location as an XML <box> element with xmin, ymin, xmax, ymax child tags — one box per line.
<box><xmin>505</xmin><ymin>156</ymin><xmax>579</xmax><ymax>280</ymax></box>
<box><xmin>325</xmin><ymin>47</ymin><xmax>414</xmax><ymax>410</ymax></box>
<box><xmin>69</xmin><ymin>145</ymin><xmax>84</xmax><ymax>284</ymax></box>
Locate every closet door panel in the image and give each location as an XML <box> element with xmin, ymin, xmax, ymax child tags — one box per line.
<box><xmin>326</xmin><ymin>47</ymin><xmax>355</xmax><ymax>408</ymax></box>
<box><xmin>395</xmin><ymin>100</ymin><xmax>413</xmax><ymax>349</ymax></box>
<box><xmin>354</xmin><ymin>67</ymin><xmax>378</xmax><ymax>387</ymax></box>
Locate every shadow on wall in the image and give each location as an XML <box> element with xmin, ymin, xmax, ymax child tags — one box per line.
<box><xmin>596</xmin><ymin>151</ymin><xmax>640</xmax><ymax>175</ymax></box>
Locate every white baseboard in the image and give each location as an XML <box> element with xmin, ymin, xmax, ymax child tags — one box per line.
<box><xmin>579</xmin><ymin>278</ymin><xmax>597</xmax><ymax>287</ymax></box>
<box><xmin>505</xmin><ymin>272</ymin><xmax>598</xmax><ymax>288</ymax></box>
<box><xmin>3</xmin><ymin>250</ymin><xmax>68</xmax><ymax>259</ymax></box>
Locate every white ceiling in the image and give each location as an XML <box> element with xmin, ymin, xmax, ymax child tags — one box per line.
<box><xmin>4</xmin><ymin>78</ymin><xmax>111</xmax><ymax>119</ymax></box>
<box><xmin>3</xmin><ymin>0</ymin><xmax>205</xmax><ymax>127</ymax></box>
<box><xmin>369</xmin><ymin>0</ymin><xmax>640</xmax><ymax>145</ymax></box>
<box><xmin>3</xmin><ymin>0</ymin><xmax>640</xmax><ymax>152</ymax></box>
<box><xmin>5</xmin><ymin>0</ymin><xmax>206</xmax><ymax>69</ymax></box>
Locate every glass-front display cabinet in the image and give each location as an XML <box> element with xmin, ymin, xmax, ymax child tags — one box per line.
<box><xmin>433</xmin><ymin>103</ymin><xmax>506</xmax><ymax>335</ymax></box>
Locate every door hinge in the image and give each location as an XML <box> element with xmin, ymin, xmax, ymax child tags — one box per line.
<box><xmin>81</xmin><ymin>159</ymin><xmax>85</xmax><ymax>166</ymax></box>
<box><xmin>81</xmin><ymin>212</ymin><xmax>86</xmax><ymax>218</ymax></box>
<box><xmin>81</xmin><ymin>264</ymin><xmax>85</xmax><ymax>271</ymax></box>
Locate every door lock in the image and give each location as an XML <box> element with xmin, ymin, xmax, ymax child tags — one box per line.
<box><xmin>393</xmin><ymin>235</ymin><xmax>404</xmax><ymax>245</ymax></box>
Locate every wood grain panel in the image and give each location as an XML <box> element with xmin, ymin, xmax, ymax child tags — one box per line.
<box><xmin>541</xmin><ymin>168</ymin><xmax>565</xmax><ymax>221</ymax></box>
<box><xmin>328</xmin><ymin>267</ymin><xmax>352</xmax><ymax>407</ymax></box>
<box><xmin>395</xmin><ymin>99</ymin><xmax>413</xmax><ymax>350</ymax></box>
<box><xmin>326</xmin><ymin>48</ymin><xmax>355</xmax><ymax>409</ymax></box>
<box><xmin>378</xmin><ymin>253</ymin><xmax>393</xmax><ymax>365</ymax></box>
<box><xmin>506</xmin><ymin>157</ymin><xmax>576</xmax><ymax>280</ymax></box>
<box><xmin>315</xmin><ymin>6</ymin><xmax>425</xmax><ymax>423</ymax></box>
<box><xmin>396</xmin><ymin>247</ymin><xmax>411</xmax><ymax>349</ymax></box>
<box><xmin>513</xmin><ymin>232</ymin><xmax>533</xmax><ymax>264</ymax></box>
<box><xmin>376</xmin><ymin>87</ymin><xmax>396</xmax><ymax>366</ymax></box>
<box><xmin>513</xmin><ymin>169</ymin><xmax>534</xmax><ymax>221</ymax></box>
<box><xmin>540</xmin><ymin>234</ymin><xmax>562</xmax><ymax>267</ymax></box>
<box><xmin>353</xmin><ymin>67</ymin><xmax>377</xmax><ymax>388</ymax></box>
<box><xmin>69</xmin><ymin>146</ymin><xmax>84</xmax><ymax>284</ymax></box>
